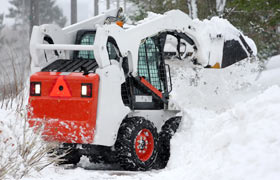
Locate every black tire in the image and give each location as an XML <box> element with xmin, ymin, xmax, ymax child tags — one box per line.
<box><xmin>56</xmin><ymin>148</ymin><xmax>81</xmax><ymax>165</ymax></box>
<box><xmin>115</xmin><ymin>117</ymin><xmax>158</xmax><ymax>171</ymax></box>
<box><xmin>87</xmin><ymin>145</ymin><xmax>116</xmax><ymax>164</ymax></box>
<box><xmin>155</xmin><ymin>116</ymin><xmax>182</xmax><ymax>169</ymax></box>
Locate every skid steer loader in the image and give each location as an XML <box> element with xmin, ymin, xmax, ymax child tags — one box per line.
<box><xmin>28</xmin><ymin>9</ymin><xmax>255</xmax><ymax>170</ymax></box>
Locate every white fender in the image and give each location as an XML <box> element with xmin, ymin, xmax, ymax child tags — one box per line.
<box><xmin>93</xmin><ymin>64</ymin><xmax>130</xmax><ymax>146</ymax></box>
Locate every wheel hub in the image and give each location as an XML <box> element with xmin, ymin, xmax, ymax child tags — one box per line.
<box><xmin>134</xmin><ymin>129</ymin><xmax>154</xmax><ymax>162</ymax></box>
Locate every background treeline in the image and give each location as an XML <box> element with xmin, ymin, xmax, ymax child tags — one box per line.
<box><xmin>0</xmin><ymin>0</ymin><xmax>279</xmax><ymax>60</ymax></box>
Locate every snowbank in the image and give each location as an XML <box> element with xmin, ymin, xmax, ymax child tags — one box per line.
<box><xmin>193</xmin><ymin>17</ymin><xmax>257</xmax><ymax>56</ymax></box>
<box><xmin>266</xmin><ymin>55</ymin><xmax>280</xmax><ymax>70</ymax></box>
<box><xmin>253</xmin><ymin>55</ymin><xmax>280</xmax><ymax>90</ymax></box>
<box><xmin>168</xmin><ymin>59</ymin><xmax>259</xmax><ymax>112</ymax></box>
<box><xmin>0</xmin><ymin>109</ymin><xmax>17</xmax><ymax>168</ymax></box>
<box><xmin>5</xmin><ymin>55</ymin><xmax>279</xmax><ymax>180</ymax></box>
<box><xmin>25</xmin><ymin>84</ymin><xmax>280</xmax><ymax>180</ymax></box>
<box><xmin>167</xmin><ymin>85</ymin><xmax>280</xmax><ymax>180</ymax></box>
<box><xmin>19</xmin><ymin>55</ymin><xmax>280</xmax><ymax>180</ymax></box>
<box><xmin>0</xmin><ymin>98</ymin><xmax>60</xmax><ymax>179</ymax></box>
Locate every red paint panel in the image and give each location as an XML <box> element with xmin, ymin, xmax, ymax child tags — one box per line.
<box><xmin>140</xmin><ymin>77</ymin><xmax>163</xmax><ymax>98</ymax></box>
<box><xmin>28</xmin><ymin>72</ymin><xmax>99</xmax><ymax>144</ymax></box>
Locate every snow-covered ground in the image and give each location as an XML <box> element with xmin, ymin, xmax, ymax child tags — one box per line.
<box><xmin>1</xmin><ymin>55</ymin><xmax>276</xmax><ymax>179</ymax></box>
<box><xmin>0</xmin><ymin>2</ymin><xmax>279</xmax><ymax>179</ymax></box>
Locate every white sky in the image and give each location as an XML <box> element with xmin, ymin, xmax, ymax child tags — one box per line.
<box><xmin>0</xmin><ymin>0</ymin><xmax>122</xmax><ymax>26</ymax></box>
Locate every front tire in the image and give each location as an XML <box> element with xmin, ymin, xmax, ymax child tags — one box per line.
<box><xmin>115</xmin><ymin>117</ymin><xmax>158</xmax><ymax>171</ymax></box>
<box><xmin>155</xmin><ymin>116</ymin><xmax>182</xmax><ymax>169</ymax></box>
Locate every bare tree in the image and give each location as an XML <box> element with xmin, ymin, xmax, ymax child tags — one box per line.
<box><xmin>117</xmin><ymin>0</ymin><xmax>120</xmax><ymax>9</ymax></box>
<box><xmin>124</xmin><ymin>0</ymin><xmax>127</xmax><ymax>13</ymax></box>
<box><xmin>71</xmin><ymin>0</ymin><xmax>77</xmax><ymax>24</ymax></box>
<box><xmin>106</xmin><ymin>0</ymin><xmax>110</xmax><ymax>9</ymax></box>
<box><xmin>0</xmin><ymin>14</ymin><xmax>4</xmax><ymax>45</ymax></box>
<box><xmin>94</xmin><ymin>0</ymin><xmax>99</xmax><ymax>16</ymax></box>
<box><xmin>30</xmin><ymin>0</ymin><xmax>39</xmax><ymax>37</ymax></box>
<box><xmin>187</xmin><ymin>0</ymin><xmax>198</xmax><ymax>19</ymax></box>
<box><xmin>216</xmin><ymin>0</ymin><xmax>227</xmax><ymax>16</ymax></box>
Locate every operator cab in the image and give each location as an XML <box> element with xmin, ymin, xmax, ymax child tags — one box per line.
<box><xmin>73</xmin><ymin>30</ymin><xmax>119</xmax><ymax>61</ymax></box>
<box><xmin>41</xmin><ymin>29</ymin><xmax>194</xmax><ymax>112</ymax></box>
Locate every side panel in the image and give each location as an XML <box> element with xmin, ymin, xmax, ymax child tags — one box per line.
<box><xmin>28</xmin><ymin>72</ymin><xmax>99</xmax><ymax>144</ymax></box>
<box><xmin>93</xmin><ymin>64</ymin><xmax>130</xmax><ymax>146</ymax></box>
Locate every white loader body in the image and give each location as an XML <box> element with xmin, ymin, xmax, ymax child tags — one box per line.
<box><xmin>29</xmin><ymin>9</ymin><xmax>255</xmax><ymax>147</ymax></box>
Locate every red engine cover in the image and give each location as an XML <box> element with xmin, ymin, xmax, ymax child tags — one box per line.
<box><xmin>28</xmin><ymin>72</ymin><xmax>99</xmax><ymax>144</ymax></box>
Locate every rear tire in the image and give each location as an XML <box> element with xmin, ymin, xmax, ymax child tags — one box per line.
<box><xmin>115</xmin><ymin>117</ymin><xmax>158</xmax><ymax>171</ymax></box>
<box><xmin>54</xmin><ymin>148</ymin><xmax>81</xmax><ymax>165</ymax></box>
<box><xmin>155</xmin><ymin>116</ymin><xmax>182</xmax><ymax>169</ymax></box>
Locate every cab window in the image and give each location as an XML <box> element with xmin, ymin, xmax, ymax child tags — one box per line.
<box><xmin>76</xmin><ymin>32</ymin><xmax>119</xmax><ymax>61</ymax></box>
<box><xmin>78</xmin><ymin>33</ymin><xmax>95</xmax><ymax>60</ymax></box>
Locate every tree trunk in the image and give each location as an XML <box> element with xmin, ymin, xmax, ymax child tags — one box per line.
<box><xmin>34</xmin><ymin>0</ymin><xmax>39</xmax><ymax>25</ymax></box>
<box><xmin>124</xmin><ymin>0</ymin><xmax>127</xmax><ymax>13</ymax></box>
<box><xmin>216</xmin><ymin>0</ymin><xmax>227</xmax><ymax>16</ymax></box>
<box><xmin>187</xmin><ymin>0</ymin><xmax>198</xmax><ymax>19</ymax></box>
<box><xmin>106</xmin><ymin>0</ymin><xmax>110</xmax><ymax>10</ymax></box>
<box><xmin>117</xmin><ymin>0</ymin><xmax>120</xmax><ymax>9</ymax></box>
<box><xmin>30</xmin><ymin>0</ymin><xmax>39</xmax><ymax>38</ymax></box>
<box><xmin>71</xmin><ymin>0</ymin><xmax>77</xmax><ymax>24</ymax></box>
<box><xmin>94</xmin><ymin>0</ymin><xmax>99</xmax><ymax>16</ymax></box>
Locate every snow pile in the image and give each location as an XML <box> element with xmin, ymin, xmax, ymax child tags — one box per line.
<box><xmin>159</xmin><ymin>55</ymin><xmax>280</xmax><ymax>180</ymax></box>
<box><xmin>17</xmin><ymin>54</ymin><xmax>279</xmax><ymax>179</ymax></box>
<box><xmin>266</xmin><ymin>55</ymin><xmax>280</xmax><ymax>70</ymax></box>
<box><xmin>0</xmin><ymin>105</ymin><xmax>60</xmax><ymax>179</ymax></box>
<box><xmin>0</xmin><ymin>110</ymin><xmax>17</xmax><ymax>170</ymax></box>
<box><xmin>257</xmin><ymin>55</ymin><xmax>280</xmax><ymax>88</ymax></box>
<box><xmin>0</xmin><ymin>109</ymin><xmax>23</xmax><ymax>179</ymax></box>
<box><xmin>35</xmin><ymin>82</ymin><xmax>280</xmax><ymax>180</ymax></box>
<box><xmin>168</xmin><ymin>85</ymin><xmax>280</xmax><ymax>180</ymax></box>
<box><xmin>168</xmin><ymin>59</ymin><xmax>259</xmax><ymax>111</ymax></box>
<box><xmin>193</xmin><ymin>16</ymin><xmax>257</xmax><ymax>56</ymax></box>
<box><xmin>190</xmin><ymin>16</ymin><xmax>257</xmax><ymax>66</ymax></box>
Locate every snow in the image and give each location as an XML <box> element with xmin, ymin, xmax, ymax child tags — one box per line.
<box><xmin>255</xmin><ymin>55</ymin><xmax>280</xmax><ymax>89</ymax></box>
<box><xmin>168</xmin><ymin>85</ymin><xmax>280</xmax><ymax>180</ymax></box>
<box><xmin>168</xmin><ymin>59</ymin><xmax>259</xmax><ymax>111</ymax></box>
<box><xmin>0</xmin><ymin>56</ymin><xmax>279</xmax><ymax>180</ymax></box>
<box><xmin>264</xmin><ymin>55</ymin><xmax>280</xmax><ymax>71</ymax></box>
<box><xmin>2</xmin><ymin>54</ymin><xmax>274</xmax><ymax>180</ymax></box>
<box><xmin>1</xmin><ymin>11</ymin><xmax>279</xmax><ymax>179</ymax></box>
<box><xmin>192</xmin><ymin>16</ymin><xmax>257</xmax><ymax>57</ymax></box>
<box><xmin>0</xmin><ymin>109</ymin><xmax>17</xmax><ymax>166</ymax></box>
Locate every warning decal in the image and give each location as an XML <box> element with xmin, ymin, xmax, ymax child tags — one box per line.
<box><xmin>50</xmin><ymin>76</ymin><xmax>71</xmax><ymax>97</ymax></box>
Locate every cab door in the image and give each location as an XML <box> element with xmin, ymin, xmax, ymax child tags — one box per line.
<box><xmin>133</xmin><ymin>37</ymin><xmax>168</xmax><ymax>110</ymax></box>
